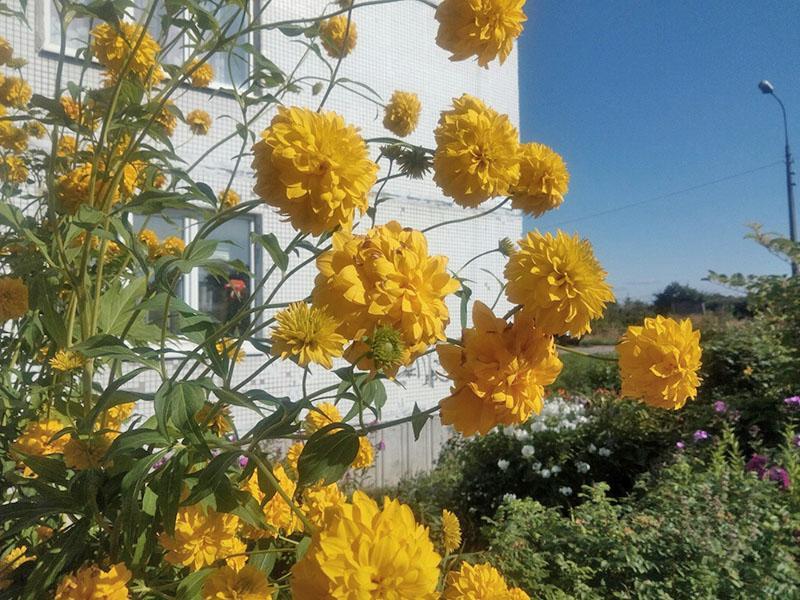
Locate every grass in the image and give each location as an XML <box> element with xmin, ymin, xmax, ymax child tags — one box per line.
<box><xmin>553</xmin><ymin>350</ymin><xmax>620</xmax><ymax>396</ymax></box>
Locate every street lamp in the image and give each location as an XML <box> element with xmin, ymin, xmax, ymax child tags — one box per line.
<box><xmin>759</xmin><ymin>79</ymin><xmax>798</xmax><ymax>276</ymax></box>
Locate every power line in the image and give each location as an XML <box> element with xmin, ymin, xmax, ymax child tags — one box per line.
<box><xmin>551</xmin><ymin>160</ymin><xmax>784</xmax><ymax>227</ymax></box>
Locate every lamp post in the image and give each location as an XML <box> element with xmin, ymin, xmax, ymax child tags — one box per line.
<box><xmin>758</xmin><ymin>79</ymin><xmax>798</xmax><ymax>276</ymax></box>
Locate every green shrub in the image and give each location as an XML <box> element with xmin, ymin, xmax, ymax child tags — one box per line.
<box><xmin>484</xmin><ymin>431</ymin><xmax>800</xmax><ymax>599</ymax></box>
<box><xmin>552</xmin><ymin>352</ymin><xmax>620</xmax><ymax>395</ymax></box>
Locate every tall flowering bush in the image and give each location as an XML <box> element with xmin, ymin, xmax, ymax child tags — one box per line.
<box><xmin>0</xmin><ymin>1</ymin><xmax>704</xmax><ymax>597</ymax></box>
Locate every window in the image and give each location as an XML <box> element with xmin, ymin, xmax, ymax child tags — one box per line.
<box><xmin>133</xmin><ymin>212</ymin><xmax>260</xmax><ymax>338</ymax></box>
<box><xmin>43</xmin><ymin>1</ymin><xmax>252</xmax><ymax>89</ymax></box>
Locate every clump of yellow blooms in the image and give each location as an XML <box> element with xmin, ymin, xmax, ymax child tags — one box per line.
<box><xmin>23</xmin><ymin>120</ymin><xmax>46</xmax><ymax>139</ymax></box>
<box><xmin>443</xmin><ymin>561</ymin><xmax>530</xmax><ymax>599</ymax></box>
<box><xmin>188</xmin><ymin>59</ymin><xmax>215</xmax><ymax>87</ymax></box>
<box><xmin>49</xmin><ymin>350</ymin><xmax>84</xmax><ymax>372</ymax></box>
<box><xmin>0</xmin><ymin>546</ymin><xmax>32</xmax><ymax>590</ymax></box>
<box><xmin>159</xmin><ymin>504</ymin><xmax>246</xmax><ymax>571</ymax></box>
<box><xmin>312</xmin><ymin>221</ymin><xmax>460</xmax><ymax>369</ymax></box>
<box><xmin>433</xmin><ymin>94</ymin><xmax>520</xmax><ymax>208</ymax></box>
<box><xmin>301</xmin><ymin>482</ymin><xmax>346</xmax><ymax>528</ymax></box>
<box><xmin>291</xmin><ymin>491</ymin><xmax>441</xmax><ymax>599</ymax></box>
<box><xmin>383</xmin><ymin>91</ymin><xmax>422</xmax><ymax>137</ymax></box>
<box><xmin>0</xmin><ymin>76</ymin><xmax>32</xmax><ymax>108</ymax></box>
<box><xmin>60</xmin><ymin>95</ymin><xmax>97</xmax><ymax>130</ymax></box>
<box><xmin>0</xmin><ymin>276</ymin><xmax>28</xmax><ymax>321</ymax></box>
<box><xmin>242</xmin><ymin>465</ymin><xmax>299</xmax><ymax>538</ymax></box>
<box><xmin>90</xmin><ymin>21</ymin><xmax>163</xmax><ymax>86</ymax></box>
<box><xmin>57</xmin><ymin>134</ymin><xmax>77</xmax><ymax>158</ymax></box>
<box><xmin>0</xmin><ymin>37</ymin><xmax>12</xmax><ymax>65</ymax></box>
<box><xmin>617</xmin><ymin>315</ymin><xmax>702</xmax><ymax>410</ymax></box>
<box><xmin>196</xmin><ymin>402</ymin><xmax>233</xmax><ymax>435</ymax></box>
<box><xmin>285</xmin><ymin>442</ymin><xmax>304</xmax><ymax>472</ymax></box>
<box><xmin>54</xmin><ymin>562</ymin><xmax>131</xmax><ymax>600</ymax></box>
<box><xmin>304</xmin><ymin>402</ymin><xmax>342</xmax><ymax>435</ymax></box>
<box><xmin>435</xmin><ymin>0</ymin><xmax>527</xmax><ymax>68</ymax></box>
<box><xmin>442</xmin><ymin>509</ymin><xmax>462</xmax><ymax>553</ymax></box>
<box><xmin>157</xmin><ymin>101</ymin><xmax>178</xmax><ymax>136</ymax></box>
<box><xmin>271</xmin><ymin>302</ymin><xmax>346</xmax><ymax>369</ymax></box>
<box><xmin>0</xmin><ymin>154</ymin><xmax>28</xmax><ymax>183</ymax></box>
<box><xmin>158</xmin><ymin>235</ymin><xmax>186</xmax><ymax>258</ymax></box>
<box><xmin>187</xmin><ymin>109</ymin><xmax>212</xmax><ymax>135</ymax></box>
<box><xmin>512</xmin><ymin>142</ymin><xmax>570</xmax><ymax>216</ymax></box>
<box><xmin>438</xmin><ymin>302</ymin><xmax>562</xmax><ymax>435</ymax></box>
<box><xmin>11</xmin><ymin>419</ymin><xmax>68</xmax><ymax>461</ymax></box>
<box><xmin>505</xmin><ymin>230</ymin><xmax>615</xmax><ymax>337</ymax></box>
<box><xmin>319</xmin><ymin>15</ymin><xmax>358</xmax><ymax>59</ymax></box>
<box><xmin>202</xmin><ymin>565</ymin><xmax>275</xmax><ymax>600</ymax></box>
<box><xmin>63</xmin><ymin>434</ymin><xmax>112</xmax><ymax>470</ymax></box>
<box><xmin>352</xmin><ymin>435</ymin><xmax>375</xmax><ymax>469</ymax></box>
<box><xmin>219</xmin><ymin>188</ymin><xmax>240</xmax><ymax>209</ymax></box>
<box><xmin>137</xmin><ymin>228</ymin><xmax>160</xmax><ymax>259</ymax></box>
<box><xmin>252</xmin><ymin>107</ymin><xmax>378</xmax><ymax>235</ymax></box>
<box><xmin>0</xmin><ymin>121</ymin><xmax>28</xmax><ymax>152</ymax></box>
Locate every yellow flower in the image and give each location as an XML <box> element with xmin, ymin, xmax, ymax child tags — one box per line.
<box><xmin>50</xmin><ymin>350</ymin><xmax>84</xmax><ymax>372</ymax></box>
<box><xmin>54</xmin><ymin>562</ymin><xmax>131</xmax><ymax>600</ymax></box>
<box><xmin>383</xmin><ymin>91</ymin><xmax>422</xmax><ymax>137</ymax></box>
<box><xmin>435</xmin><ymin>0</ymin><xmax>527</xmax><ymax>68</ymax></box>
<box><xmin>157</xmin><ymin>101</ymin><xmax>178</xmax><ymax>136</ymax></box>
<box><xmin>304</xmin><ymin>402</ymin><xmax>342</xmax><ymax>435</ymax></box>
<box><xmin>0</xmin><ymin>122</ymin><xmax>28</xmax><ymax>152</ymax></box>
<box><xmin>159</xmin><ymin>504</ymin><xmax>246</xmax><ymax>571</ymax></box>
<box><xmin>312</xmin><ymin>222</ymin><xmax>460</xmax><ymax>370</ymax></box>
<box><xmin>511</xmin><ymin>142</ymin><xmax>569</xmax><ymax>216</ymax></box>
<box><xmin>319</xmin><ymin>15</ymin><xmax>357</xmax><ymax>59</ymax></box>
<box><xmin>271</xmin><ymin>302</ymin><xmax>346</xmax><ymax>369</ymax></box>
<box><xmin>102</xmin><ymin>402</ymin><xmax>134</xmax><ymax>431</ymax></box>
<box><xmin>301</xmin><ymin>482</ymin><xmax>346</xmax><ymax>528</ymax></box>
<box><xmin>202</xmin><ymin>565</ymin><xmax>275</xmax><ymax>600</ymax></box>
<box><xmin>291</xmin><ymin>491</ymin><xmax>441</xmax><ymax>599</ymax></box>
<box><xmin>438</xmin><ymin>302</ymin><xmax>562</xmax><ymax>436</ymax></box>
<box><xmin>158</xmin><ymin>235</ymin><xmax>185</xmax><ymax>257</ymax></box>
<box><xmin>442</xmin><ymin>509</ymin><xmax>462</xmax><ymax>553</ymax></box>
<box><xmin>187</xmin><ymin>109</ymin><xmax>212</xmax><ymax>135</ymax></box>
<box><xmin>433</xmin><ymin>94</ymin><xmax>520</xmax><ymax>208</ymax></box>
<box><xmin>56</xmin><ymin>163</ymin><xmax>126</xmax><ymax>214</ymax></box>
<box><xmin>216</xmin><ymin>338</ymin><xmax>245</xmax><ymax>363</ymax></box>
<box><xmin>11</xmin><ymin>419</ymin><xmax>68</xmax><ymax>460</ymax></box>
<box><xmin>188</xmin><ymin>59</ymin><xmax>215</xmax><ymax>87</ymax></box>
<box><xmin>22</xmin><ymin>121</ymin><xmax>47</xmax><ymax>139</ymax></box>
<box><xmin>443</xmin><ymin>562</ymin><xmax>520</xmax><ymax>599</ymax></box>
<box><xmin>219</xmin><ymin>189</ymin><xmax>240</xmax><ymax>209</ymax></box>
<box><xmin>0</xmin><ymin>545</ymin><xmax>32</xmax><ymax>590</ymax></box>
<box><xmin>0</xmin><ymin>154</ymin><xmax>27</xmax><ymax>183</ymax></box>
<box><xmin>508</xmin><ymin>588</ymin><xmax>531</xmax><ymax>600</ymax></box>
<box><xmin>57</xmin><ymin>135</ymin><xmax>77</xmax><ymax>158</ymax></box>
<box><xmin>242</xmin><ymin>465</ymin><xmax>299</xmax><ymax>538</ymax></box>
<box><xmin>352</xmin><ymin>436</ymin><xmax>374</xmax><ymax>469</ymax></box>
<box><xmin>137</xmin><ymin>228</ymin><xmax>160</xmax><ymax>259</ymax></box>
<box><xmin>0</xmin><ymin>276</ymin><xmax>28</xmax><ymax>321</ymax></box>
<box><xmin>0</xmin><ymin>76</ymin><xmax>32</xmax><ymax>108</ymax></box>
<box><xmin>63</xmin><ymin>434</ymin><xmax>112</xmax><ymax>470</ymax></box>
<box><xmin>196</xmin><ymin>402</ymin><xmax>233</xmax><ymax>436</ymax></box>
<box><xmin>285</xmin><ymin>441</ymin><xmax>304</xmax><ymax>471</ymax></box>
<box><xmin>0</xmin><ymin>37</ymin><xmax>12</xmax><ymax>65</ymax></box>
<box><xmin>252</xmin><ymin>106</ymin><xmax>378</xmax><ymax>235</ymax></box>
<box><xmin>90</xmin><ymin>21</ymin><xmax>163</xmax><ymax>86</ymax></box>
<box><xmin>60</xmin><ymin>96</ymin><xmax>96</xmax><ymax>130</ymax></box>
<box><xmin>505</xmin><ymin>230</ymin><xmax>614</xmax><ymax>337</ymax></box>
<box><xmin>617</xmin><ymin>315</ymin><xmax>702</xmax><ymax>410</ymax></box>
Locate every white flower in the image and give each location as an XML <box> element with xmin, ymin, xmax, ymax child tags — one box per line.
<box><xmin>521</xmin><ymin>444</ymin><xmax>535</xmax><ymax>458</ymax></box>
<box><xmin>587</xmin><ymin>443</ymin><xmax>597</xmax><ymax>454</ymax></box>
<box><xmin>502</xmin><ymin>493</ymin><xmax>518</xmax><ymax>503</ymax></box>
<box><xmin>531</xmin><ymin>421</ymin><xmax>547</xmax><ymax>433</ymax></box>
<box><xmin>497</xmin><ymin>459</ymin><xmax>510</xmax><ymax>471</ymax></box>
<box><xmin>540</xmin><ymin>469</ymin><xmax>551</xmax><ymax>479</ymax></box>
<box><xmin>598</xmin><ymin>447</ymin><xmax>612</xmax><ymax>457</ymax></box>
<box><xmin>559</xmin><ymin>486</ymin><xmax>573</xmax><ymax>496</ymax></box>
<box><xmin>531</xmin><ymin>461</ymin><xmax>542</xmax><ymax>472</ymax></box>
<box><xmin>551</xmin><ymin>465</ymin><xmax>562</xmax><ymax>474</ymax></box>
<box><xmin>514</xmin><ymin>429</ymin><xmax>530</xmax><ymax>441</ymax></box>
<box><xmin>576</xmin><ymin>461</ymin><xmax>590</xmax><ymax>474</ymax></box>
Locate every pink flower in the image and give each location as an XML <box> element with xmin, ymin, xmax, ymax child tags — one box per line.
<box><xmin>713</xmin><ymin>401</ymin><xmax>728</xmax><ymax>414</ymax></box>
<box><xmin>745</xmin><ymin>454</ymin><xmax>768</xmax><ymax>478</ymax></box>
<box><xmin>692</xmin><ymin>430</ymin><xmax>709</xmax><ymax>442</ymax></box>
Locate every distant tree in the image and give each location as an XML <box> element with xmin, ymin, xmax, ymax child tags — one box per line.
<box><xmin>653</xmin><ymin>282</ymin><xmax>705</xmax><ymax>314</ymax></box>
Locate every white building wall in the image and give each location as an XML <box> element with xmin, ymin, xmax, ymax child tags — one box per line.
<box><xmin>4</xmin><ymin>1</ymin><xmax>522</xmax><ymax>481</ymax></box>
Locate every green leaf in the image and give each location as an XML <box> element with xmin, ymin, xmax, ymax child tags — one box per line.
<box><xmin>109</xmin><ymin>428</ymin><xmax>171</xmax><ymax>456</ymax></box>
<box><xmin>297</xmin><ymin>423</ymin><xmax>360</xmax><ymax>487</ymax></box>
<box><xmin>183</xmin><ymin>451</ymin><xmax>240</xmax><ymax>505</ymax></box>
<box><xmin>411</xmin><ymin>403</ymin><xmax>428</xmax><ymax>440</ymax></box>
<box><xmin>252</xmin><ymin>233</ymin><xmax>289</xmax><ymax>271</ymax></box>
<box><xmin>455</xmin><ymin>282</ymin><xmax>473</xmax><ymax>329</ymax></box>
<box><xmin>176</xmin><ymin>567</ymin><xmax>213</xmax><ymax>600</ymax></box>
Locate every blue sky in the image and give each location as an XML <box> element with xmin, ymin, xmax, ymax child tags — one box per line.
<box><xmin>517</xmin><ymin>1</ymin><xmax>800</xmax><ymax>300</ymax></box>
